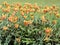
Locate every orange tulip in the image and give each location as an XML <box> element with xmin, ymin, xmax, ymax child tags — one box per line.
<box><xmin>52</xmin><ymin>20</ymin><xmax>57</xmax><ymax>24</ymax></box>
<box><xmin>20</xmin><ymin>11</ymin><xmax>24</xmax><ymax>16</ymax></box>
<box><xmin>0</xmin><ymin>5</ymin><xmax>2</xmax><ymax>9</ymax></box>
<box><xmin>14</xmin><ymin>24</ymin><xmax>19</xmax><ymax>29</ymax></box>
<box><xmin>56</xmin><ymin>14</ymin><xmax>60</xmax><ymax>18</ymax></box>
<box><xmin>45</xmin><ymin>27</ymin><xmax>52</xmax><ymax>34</ymax></box>
<box><xmin>13</xmin><ymin>7</ymin><xmax>19</xmax><ymax>11</ymax></box>
<box><xmin>54</xmin><ymin>12</ymin><xmax>58</xmax><ymax>15</ymax></box>
<box><xmin>8</xmin><ymin>15</ymin><xmax>13</xmax><ymax>22</ymax></box>
<box><xmin>16</xmin><ymin>3</ymin><xmax>22</xmax><ymax>8</ymax></box>
<box><xmin>33</xmin><ymin>3</ymin><xmax>39</xmax><ymax>9</ymax></box>
<box><xmin>41</xmin><ymin>15</ymin><xmax>47</xmax><ymax>23</ymax></box>
<box><xmin>1</xmin><ymin>14</ymin><xmax>6</xmax><ymax>20</ymax></box>
<box><xmin>23</xmin><ymin>20</ymin><xmax>32</xmax><ymax>26</ymax></box>
<box><xmin>43</xmin><ymin>9</ymin><xmax>48</xmax><ymax>13</ymax></box>
<box><xmin>24</xmin><ymin>20</ymin><xmax>29</xmax><ymax>26</ymax></box>
<box><xmin>23</xmin><ymin>16</ymin><xmax>27</xmax><ymax>19</ymax></box>
<box><xmin>3</xmin><ymin>26</ymin><xmax>8</xmax><ymax>31</ymax></box>
<box><xmin>45</xmin><ymin>27</ymin><xmax>52</xmax><ymax>37</ymax></box>
<box><xmin>52</xmin><ymin>5</ymin><xmax>56</xmax><ymax>9</ymax></box>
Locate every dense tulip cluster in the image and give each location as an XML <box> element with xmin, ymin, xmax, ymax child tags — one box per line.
<box><xmin>0</xmin><ymin>1</ymin><xmax>60</xmax><ymax>45</ymax></box>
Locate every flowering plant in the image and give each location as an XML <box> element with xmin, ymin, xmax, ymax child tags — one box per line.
<box><xmin>0</xmin><ymin>1</ymin><xmax>60</xmax><ymax>45</ymax></box>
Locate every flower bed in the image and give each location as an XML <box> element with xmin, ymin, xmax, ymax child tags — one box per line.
<box><xmin>0</xmin><ymin>1</ymin><xmax>60</xmax><ymax>45</ymax></box>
